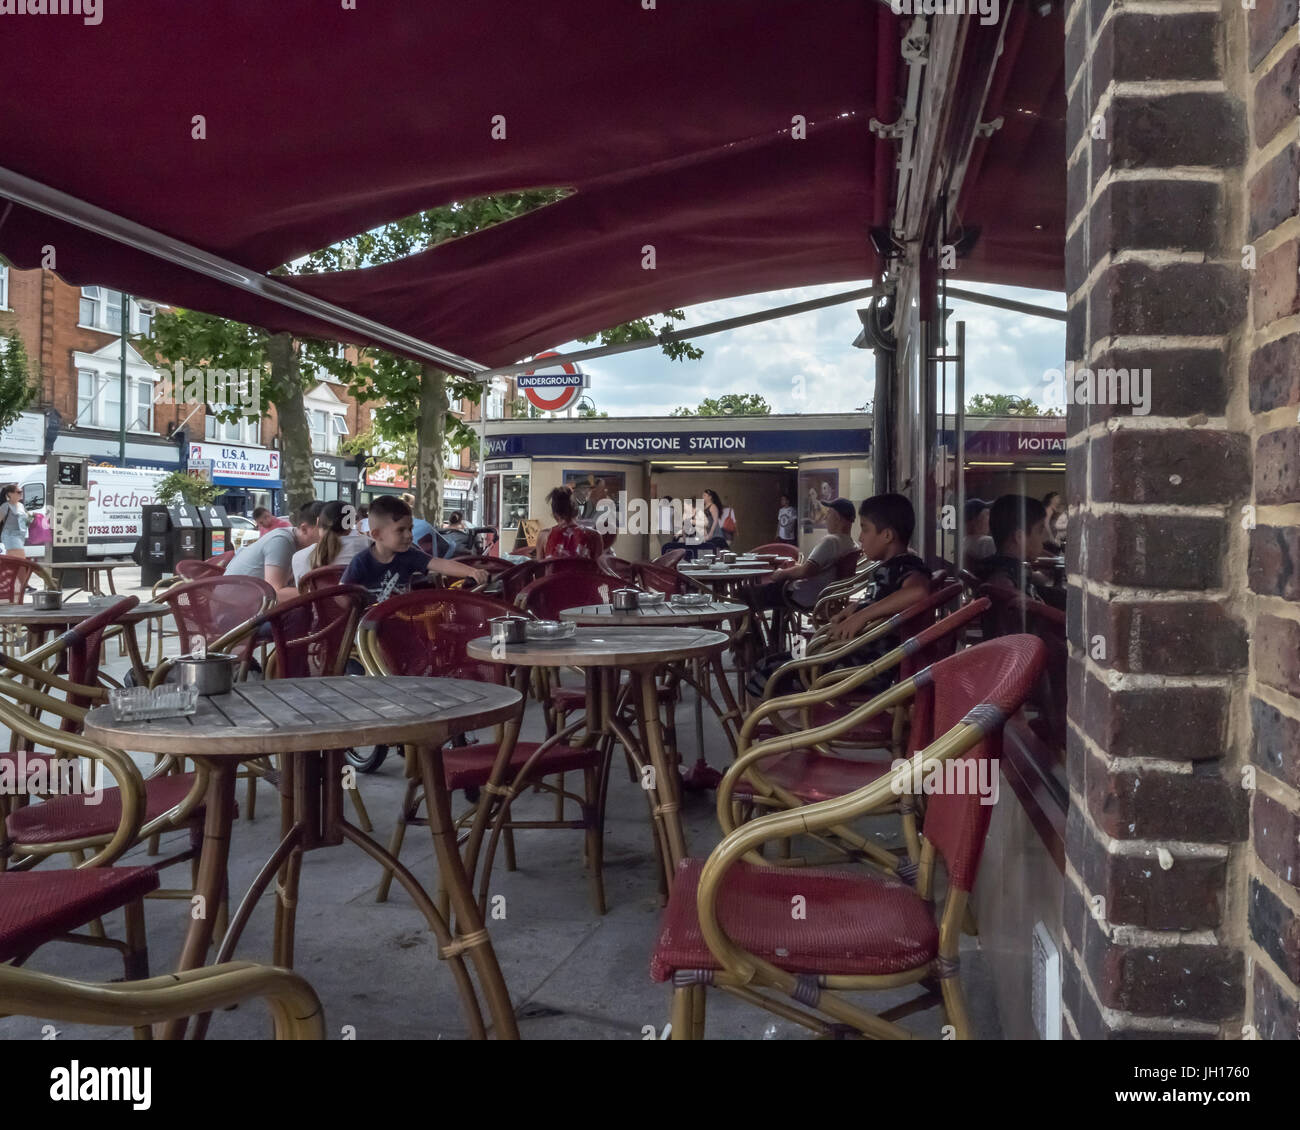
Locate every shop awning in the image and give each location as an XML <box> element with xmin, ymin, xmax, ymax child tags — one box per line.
<box><xmin>0</xmin><ymin>2</ymin><xmax>1064</xmax><ymax>366</ymax></box>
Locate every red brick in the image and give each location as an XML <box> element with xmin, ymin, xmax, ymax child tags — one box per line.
<box><xmin>1087</xmin><ymin>760</ymin><xmax>1247</xmax><ymax>843</ymax></box>
<box><xmin>1257</xmin><ymin>615</ymin><xmax>1300</xmax><ymax>697</ymax></box>
<box><xmin>1252</xmin><ymin>965</ymin><xmax>1299</xmax><ymax>1040</ymax></box>
<box><xmin>1091</xmin><ymin>430</ymin><xmax>1250</xmax><ymax>505</ymax></box>
<box><xmin>1091</xmin><ymin>180</ymin><xmax>1220</xmax><ymax>269</ymax></box>
<box><xmin>1249</xmin><ymin>526</ymin><xmax>1300</xmax><ymax>602</ymax></box>
<box><xmin>1249</xmin><ymin>143</ymin><xmax>1300</xmax><ymax>241</ymax></box>
<box><xmin>1092</xmin><ymin>262</ymin><xmax>1245</xmax><ymax>338</ymax></box>
<box><xmin>1249</xmin><ymin>878</ymin><xmax>1300</xmax><ymax>986</ymax></box>
<box><xmin>1108</xmin><ymin>93</ymin><xmax>1245</xmax><ymax>171</ymax></box>
<box><xmin>1254</xmin><ymin>43</ymin><xmax>1300</xmax><ymax>147</ymax></box>
<box><xmin>1092</xmin><ymin>12</ymin><xmax>1220</xmax><ymax>88</ymax></box>
<box><xmin>1089</xmin><ymin>513</ymin><xmax>1224</xmax><ymax>590</ymax></box>
<box><xmin>1083</xmin><ymin>672</ymin><xmax>1229</xmax><ymax>762</ymax></box>
<box><xmin>1249</xmin><ymin>331</ymin><xmax>1300</xmax><ymax>411</ymax></box>
<box><xmin>1256</xmin><ymin>428</ymin><xmax>1300</xmax><ymax>505</ymax></box>
<box><xmin>1253</xmin><ymin>242</ymin><xmax>1300</xmax><ymax>329</ymax></box>
<box><xmin>1088</xmin><ymin>596</ymin><xmax>1247</xmax><ymax>677</ymax></box>
<box><xmin>1248</xmin><ymin>0</ymin><xmax>1300</xmax><ymax>71</ymax></box>
<box><xmin>1253</xmin><ymin>792</ymin><xmax>1300</xmax><ymax>891</ymax></box>
<box><xmin>1251</xmin><ymin>696</ymin><xmax>1300</xmax><ymax>791</ymax></box>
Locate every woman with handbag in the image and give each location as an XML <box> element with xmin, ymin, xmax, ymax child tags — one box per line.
<box><xmin>701</xmin><ymin>488</ymin><xmax>735</xmax><ymax>550</ymax></box>
<box><xmin>0</xmin><ymin>483</ymin><xmax>29</xmax><ymax>558</ymax></box>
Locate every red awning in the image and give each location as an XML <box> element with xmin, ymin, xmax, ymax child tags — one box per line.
<box><xmin>0</xmin><ymin>2</ymin><xmax>1063</xmax><ymax>366</ymax></box>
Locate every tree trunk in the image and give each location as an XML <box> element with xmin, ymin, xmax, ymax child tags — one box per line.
<box><xmin>266</xmin><ymin>332</ymin><xmax>315</xmax><ymax>514</ymax></box>
<box><xmin>415</xmin><ymin>364</ymin><xmax>446</xmax><ymax>524</ymax></box>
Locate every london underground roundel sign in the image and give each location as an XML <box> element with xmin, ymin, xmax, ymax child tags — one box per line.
<box><xmin>518</xmin><ymin>352</ymin><xmax>585</xmax><ymax>413</ymax></box>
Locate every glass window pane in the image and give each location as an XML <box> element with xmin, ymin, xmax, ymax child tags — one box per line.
<box><xmin>501</xmin><ymin>474</ymin><xmax>529</xmax><ymax>528</ymax></box>
<box><xmin>77</xmin><ymin>371</ymin><xmax>95</xmax><ymax>424</ymax></box>
<box><xmin>205</xmin><ymin>413</ymin><xmax>217</xmax><ymax>439</ymax></box>
<box><xmin>332</xmin><ymin>413</ymin><xmax>349</xmax><ymax>435</ymax></box>
<box><xmin>103</xmin><ymin>377</ymin><xmax>121</xmax><ymax>426</ymax></box>
<box><xmin>79</xmin><ymin>297</ymin><xmax>96</xmax><ymax>326</ymax></box>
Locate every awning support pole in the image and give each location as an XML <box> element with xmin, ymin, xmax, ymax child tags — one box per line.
<box><xmin>0</xmin><ymin>165</ymin><xmax>486</xmax><ymax>374</ymax></box>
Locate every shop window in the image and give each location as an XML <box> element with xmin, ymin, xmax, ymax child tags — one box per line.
<box><xmin>501</xmin><ymin>473</ymin><xmax>529</xmax><ymax>528</ymax></box>
<box><xmin>76</xmin><ymin>369</ymin><xmax>155</xmax><ymax>431</ymax></box>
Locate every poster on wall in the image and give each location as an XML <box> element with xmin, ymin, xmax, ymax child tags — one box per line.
<box><xmin>562</xmin><ymin>469</ymin><xmax>626</xmax><ymax>524</ymax></box>
<box><xmin>798</xmin><ymin>469</ymin><xmax>838</xmax><ymax>533</ymax></box>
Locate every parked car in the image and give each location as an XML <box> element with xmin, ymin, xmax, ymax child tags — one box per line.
<box><xmin>228</xmin><ymin>513</ymin><xmax>261</xmax><ymax>551</ymax></box>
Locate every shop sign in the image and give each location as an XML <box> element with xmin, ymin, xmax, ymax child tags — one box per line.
<box><xmin>365</xmin><ymin>461</ymin><xmax>412</xmax><ymax>490</ymax></box>
<box><xmin>312</xmin><ymin>456</ymin><xmax>339</xmax><ymax>480</ymax></box>
<box><xmin>187</xmin><ymin>442</ymin><xmax>282</xmax><ymax>485</ymax></box>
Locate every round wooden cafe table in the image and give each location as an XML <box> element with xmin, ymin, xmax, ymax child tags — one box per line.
<box><xmin>0</xmin><ymin>600</ymin><xmax>167</xmax><ymax>685</ymax></box>
<box><xmin>558</xmin><ymin>601</ymin><xmax>749</xmax><ymax>789</ymax></box>
<box><xmin>84</xmin><ymin>675</ymin><xmax>523</xmax><ymax>1040</ymax></box>
<box><xmin>466</xmin><ymin>626</ymin><xmax>729</xmax><ymax>898</ymax></box>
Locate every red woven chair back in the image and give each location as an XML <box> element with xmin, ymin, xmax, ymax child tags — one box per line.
<box><xmin>176</xmin><ymin>559</ymin><xmax>224</xmax><ymax>582</ymax></box>
<box><xmin>299</xmin><ymin>563</ymin><xmax>346</xmax><ymax>593</ymax></box>
<box><xmin>750</xmin><ymin>542</ymin><xmax>800</xmax><ymax>563</ymax></box>
<box><xmin>500</xmin><ymin>560</ymin><xmax>547</xmax><ymax>603</ymax></box>
<box><xmin>652</xmin><ymin>549</ymin><xmax>686</xmax><ymax>569</ymax></box>
<box><xmin>256</xmin><ymin>584</ymin><xmax>368</xmax><ymax>679</ymax></box>
<box><xmin>0</xmin><ymin>558</ymin><xmax>42</xmax><ymax>603</ymax></box>
<box><xmin>544</xmin><ymin>556</ymin><xmax>600</xmax><ymax>575</ymax></box>
<box><xmin>1011</xmin><ymin>595</ymin><xmax>1066</xmax><ymax>747</ymax></box>
<box><xmin>206</xmin><ymin>550</ymin><xmax>235</xmax><ymax>569</ymax></box>
<box><xmin>599</xmin><ymin>555</ymin><xmax>638</xmax><ymax>584</ymax></box>
<box><xmin>897</xmin><ymin>597</ymin><xmax>989</xmax><ymax>682</ymax></box>
<box><xmin>867</xmin><ymin>581</ymin><xmax>962</xmax><ymax>650</ymax></box>
<box><xmin>904</xmin><ymin>635</ymin><xmax>1045</xmax><ymax>892</ymax></box>
<box><xmin>57</xmin><ymin>596</ymin><xmax>141</xmax><ymax>723</ymax></box>
<box><xmin>976</xmin><ymin>582</ymin><xmax>1034</xmax><ymax>638</ymax></box>
<box><xmin>634</xmin><ymin>562</ymin><xmax>695</xmax><ymax>596</ymax></box>
<box><xmin>515</xmin><ymin>572</ymin><xmax>615</xmax><ymax>620</ymax></box>
<box><xmin>833</xmin><ymin>549</ymin><xmax>862</xmax><ymax>580</ymax></box>
<box><xmin>360</xmin><ymin>589</ymin><xmax>516</xmax><ymax>682</ymax></box>
<box><xmin>159</xmin><ymin>575</ymin><xmax>275</xmax><ymax>660</ymax></box>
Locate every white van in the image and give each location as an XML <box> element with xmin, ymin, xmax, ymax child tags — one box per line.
<box><xmin>0</xmin><ymin>463</ymin><xmax>168</xmax><ymax>560</ymax></box>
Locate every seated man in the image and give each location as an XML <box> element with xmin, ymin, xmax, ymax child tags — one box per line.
<box><xmin>745</xmin><ymin>497</ymin><xmax>857</xmax><ymax>614</ymax></box>
<box><xmin>252</xmin><ymin>505</ymin><xmax>290</xmax><ymax>532</ymax></box>
<box><xmin>827</xmin><ymin>492</ymin><xmax>930</xmax><ymax>643</ymax></box>
<box><xmin>343</xmin><ymin>495</ymin><xmax>487</xmax><ymax>591</ymax></box>
<box><xmin>962</xmin><ymin>498</ymin><xmax>996</xmax><ymax>567</ymax></box>
<box><xmin>227</xmin><ymin>499</ymin><xmax>323</xmax><ymax>603</ymax></box>
<box><xmin>975</xmin><ymin>494</ymin><xmax>1066</xmax><ymax>611</ymax></box>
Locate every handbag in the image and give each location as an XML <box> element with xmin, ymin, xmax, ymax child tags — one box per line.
<box><xmin>721</xmin><ymin>507</ymin><xmax>737</xmax><ymax>536</ymax></box>
<box><xmin>27</xmin><ymin>511</ymin><xmax>51</xmax><ymax>545</ymax></box>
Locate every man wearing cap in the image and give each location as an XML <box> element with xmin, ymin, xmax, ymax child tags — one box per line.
<box><xmin>962</xmin><ymin>498</ymin><xmax>996</xmax><ymax>567</ymax></box>
<box><xmin>744</xmin><ymin>497</ymin><xmax>858</xmax><ymax>621</ymax></box>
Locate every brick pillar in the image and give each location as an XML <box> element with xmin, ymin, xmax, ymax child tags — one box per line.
<box><xmin>1061</xmin><ymin>0</ymin><xmax>1273</xmax><ymax>1037</ymax></box>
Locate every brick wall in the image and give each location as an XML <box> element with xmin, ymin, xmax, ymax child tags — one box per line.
<box><xmin>1064</xmin><ymin>0</ymin><xmax>1300</xmax><ymax>1039</ymax></box>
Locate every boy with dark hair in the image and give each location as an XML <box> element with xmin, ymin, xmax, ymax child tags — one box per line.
<box><xmin>978</xmin><ymin>493</ymin><xmax>1064</xmax><ymax>609</ymax></box>
<box><xmin>827</xmin><ymin>493</ymin><xmax>930</xmax><ymax>642</ymax></box>
<box><xmin>342</xmin><ymin>494</ymin><xmax>486</xmax><ymax>590</ymax></box>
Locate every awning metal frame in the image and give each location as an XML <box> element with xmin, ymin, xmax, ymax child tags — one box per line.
<box><xmin>0</xmin><ymin>165</ymin><xmax>486</xmax><ymax>374</ymax></box>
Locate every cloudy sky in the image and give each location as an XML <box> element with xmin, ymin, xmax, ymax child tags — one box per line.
<box><xmin>554</xmin><ymin>280</ymin><xmax>1065</xmax><ymax>417</ymax></box>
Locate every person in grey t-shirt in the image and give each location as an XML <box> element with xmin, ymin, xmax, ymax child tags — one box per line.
<box><xmin>225</xmin><ymin>499</ymin><xmax>323</xmax><ymax>602</ymax></box>
<box><xmin>744</xmin><ymin>498</ymin><xmax>859</xmax><ymax>612</ymax></box>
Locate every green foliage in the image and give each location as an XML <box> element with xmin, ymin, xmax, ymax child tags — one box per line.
<box><xmin>0</xmin><ymin>332</ymin><xmax>39</xmax><ymax>432</ymax></box>
<box><xmin>671</xmin><ymin>393</ymin><xmax>772</xmax><ymax>417</ymax></box>
<box><xmin>576</xmin><ymin>308</ymin><xmax>703</xmax><ymax>363</ymax></box>
<box><xmin>965</xmin><ymin>393</ymin><xmax>1061</xmax><ymax>418</ymax></box>
<box><xmin>154</xmin><ymin>469</ymin><xmax>222</xmax><ymax>508</ymax></box>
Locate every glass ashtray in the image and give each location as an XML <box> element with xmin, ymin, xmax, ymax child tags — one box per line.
<box><xmin>525</xmin><ymin>619</ymin><xmax>577</xmax><ymax>642</ymax></box>
<box><xmin>670</xmin><ymin>593</ymin><xmax>711</xmax><ymax>607</ymax></box>
<box><xmin>108</xmin><ymin>685</ymin><xmax>200</xmax><ymax>722</ymax></box>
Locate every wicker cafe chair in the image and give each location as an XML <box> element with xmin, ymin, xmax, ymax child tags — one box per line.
<box><xmin>636</xmin><ymin>562</ymin><xmax>707</xmax><ymax>596</ymax></box>
<box><xmin>724</xmin><ymin>599</ymin><xmax>992</xmax><ymax>867</ymax></box>
<box><xmin>0</xmin><ymin>960</ymin><xmax>325</xmax><ymax>1039</ymax></box>
<box><xmin>175</xmin><ymin>558</ymin><xmax>225</xmax><ymax>582</ymax></box>
<box><xmin>298</xmin><ymin>563</ymin><xmax>346</xmax><ymax>594</ymax></box>
<box><xmin>749</xmin><ymin>542</ymin><xmax>801</xmax><ymax>565</ymax></box>
<box><xmin>652</xmin><ymin>549</ymin><xmax>687</xmax><ymax>569</ymax></box>
<box><xmin>765</xmin><ymin>548</ymin><xmax>861</xmax><ymax>652</ymax></box>
<box><xmin>0</xmin><ymin>557</ymin><xmax>57</xmax><ymax>602</ymax></box>
<box><xmin>151</xmin><ymin>575</ymin><xmax>276</xmax><ymax>685</ymax></box>
<box><xmin>357</xmin><ymin>589</ymin><xmax>609</xmax><ymax>914</ymax></box>
<box><xmin>809</xmin><ymin>558</ymin><xmax>879</xmax><ymax>627</ymax></box>
<box><xmin>1007</xmin><ymin>595</ymin><xmax>1066</xmax><ymax>751</ymax></box>
<box><xmin>460</xmin><ymin>556</ymin><xmax>516</xmax><ymax>576</ymax></box>
<box><xmin>598</xmin><ymin>555</ymin><xmax>639</xmax><ymax>585</ymax></box>
<box><xmin>650</xmin><ymin>634</ymin><xmax>1046</xmax><ymax>1040</ymax></box>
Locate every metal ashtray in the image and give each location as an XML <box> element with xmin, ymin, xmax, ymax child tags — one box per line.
<box><xmin>612</xmin><ymin>588</ymin><xmax>640</xmax><ymax>610</ymax></box>
<box><xmin>173</xmin><ymin>653</ymin><xmax>237</xmax><ymax>696</ymax></box>
<box><xmin>31</xmin><ymin>590</ymin><xmax>64</xmax><ymax>610</ymax></box>
<box><xmin>525</xmin><ymin>619</ymin><xmax>577</xmax><ymax>642</ymax></box>
<box><xmin>637</xmin><ymin>591</ymin><xmax>666</xmax><ymax>606</ymax></box>
<box><xmin>720</xmin><ymin>551</ymin><xmax>738</xmax><ymax>565</ymax></box>
<box><xmin>488</xmin><ymin>616</ymin><xmax>529</xmax><ymax>644</ymax></box>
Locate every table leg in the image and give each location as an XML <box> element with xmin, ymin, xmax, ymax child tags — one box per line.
<box><xmin>461</xmin><ymin>667</ymin><xmax>529</xmax><ymax>887</ymax></box>
<box><xmin>632</xmin><ymin>666</ymin><xmax>688</xmax><ymax>876</ymax></box>
<box><xmin>122</xmin><ymin>620</ymin><xmax>150</xmax><ymax>686</ymax></box>
<box><xmin>415</xmin><ymin>741</ymin><xmax>519</xmax><ymax>1039</ymax></box>
<box><xmin>162</xmin><ymin>758</ymin><xmax>237</xmax><ymax>1040</ymax></box>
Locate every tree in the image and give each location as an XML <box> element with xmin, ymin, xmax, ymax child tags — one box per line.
<box><xmin>671</xmin><ymin>393</ymin><xmax>772</xmax><ymax>417</ymax></box>
<box><xmin>966</xmin><ymin>393</ymin><xmax>1061</xmax><ymax>417</ymax></box>
<box><xmin>0</xmin><ymin>331</ymin><xmax>39</xmax><ymax>432</ymax></box>
<box><xmin>154</xmin><ymin>469</ymin><xmax>221</xmax><ymax>508</ymax></box>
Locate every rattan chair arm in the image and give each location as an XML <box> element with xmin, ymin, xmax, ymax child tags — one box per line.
<box><xmin>151</xmin><ymin>575</ymin><xmax>185</xmax><ymax>599</ymax></box>
<box><xmin>739</xmin><ymin>643</ymin><xmax>908</xmax><ymax>749</ymax></box>
<box><xmin>0</xmin><ymin>655</ymin><xmax>104</xmax><ymax>707</ymax></box>
<box><xmin>758</xmin><ymin>615</ymin><xmax>898</xmax><ymax>703</ymax></box>
<box><xmin>32</xmin><ymin>564</ymin><xmax>57</xmax><ymax>591</ymax></box>
<box><xmin>0</xmin><ymin>961</ymin><xmax>325</xmax><ymax>1039</ymax></box>
<box><xmin>720</xmin><ymin>676</ymin><xmax>918</xmax><ymax>835</ymax></box>
<box><xmin>700</xmin><ymin>718</ymin><xmax>989</xmax><ymax>984</ymax></box>
<box><xmin>0</xmin><ymin>696</ymin><xmax>147</xmax><ymax>867</ymax></box>
<box><xmin>0</xmin><ymin>676</ymin><xmax>89</xmax><ymax>726</ymax></box>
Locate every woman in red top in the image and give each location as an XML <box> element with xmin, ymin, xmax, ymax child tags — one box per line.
<box><xmin>541</xmin><ymin>487</ymin><xmax>601</xmax><ymax>559</ymax></box>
